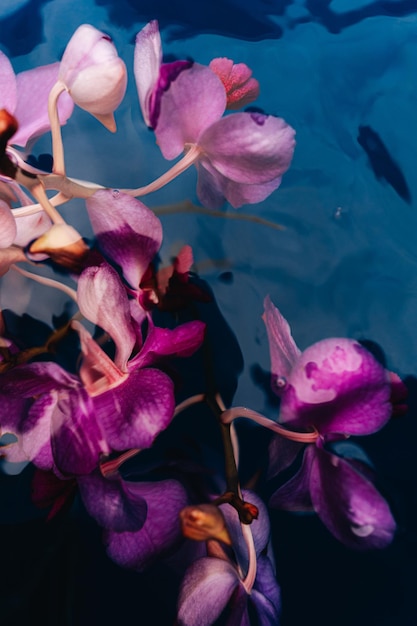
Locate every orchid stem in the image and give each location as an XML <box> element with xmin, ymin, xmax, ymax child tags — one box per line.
<box><xmin>22</xmin><ymin>178</ymin><xmax>65</xmax><ymax>225</ymax></box>
<box><xmin>221</xmin><ymin>406</ymin><xmax>318</xmax><ymax>443</ymax></box>
<box><xmin>48</xmin><ymin>80</ymin><xmax>67</xmax><ymax>176</ymax></box>
<box><xmin>121</xmin><ymin>144</ymin><xmax>202</xmax><ymax>197</ymax></box>
<box><xmin>154</xmin><ymin>200</ymin><xmax>284</xmax><ymax>230</ymax></box>
<box><xmin>11</xmin><ymin>264</ymin><xmax>78</xmax><ymax>302</ymax></box>
<box><xmin>174</xmin><ymin>393</ymin><xmax>206</xmax><ymax>417</ymax></box>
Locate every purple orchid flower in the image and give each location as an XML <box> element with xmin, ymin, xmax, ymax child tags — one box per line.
<box><xmin>0</xmin><ymin>261</ymin><xmax>205</xmax><ymax>476</ymax></box>
<box><xmin>30</xmin><ymin>443</ymin><xmax>189</xmax><ymax>571</ymax></box>
<box><xmin>98</xmin><ymin>476</ymin><xmax>189</xmax><ymax>571</ymax></box>
<box><xmin>177</xmin><ymin>492</ymin><xmax>281</xmax><ymax>626</ymax></box>
<box><xmin>134</xmin><ymin>21</ymin><xmax>295</xmax><ymax>209</ymax></box>
<box><xmin>263</xmin><ymin>296</ymin><xmax>405</xmax><ymax>549</ymax></box>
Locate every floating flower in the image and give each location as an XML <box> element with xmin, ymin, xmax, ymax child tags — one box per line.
<box><xmin>134</xmin><ymin>21</ymin><xmax>295</xmax><ymax>209</ymax></box>
<box><xmin>0</xmin><ymin>263</ymin><xmax>205</xmax><ymax>476</ymax></box>
<box><xmin>263</xmin><ymin>296</ymin><xmax>405</xmax><ymax>549</ymax></box>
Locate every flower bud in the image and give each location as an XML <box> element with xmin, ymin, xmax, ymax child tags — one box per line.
<box><xmin>180</xmin><ymin>504</ymin><xmax>232</xmax><ymax>545</ymax></box>
<box><xmin>59</xmin><ymin>25</ymin><xmax>127</xmax><ymax>132</ymax></box>
<box><xmin>29</xmin><ymin>223</ymin><xmax>90</xmax><ymax>271</ymax></box>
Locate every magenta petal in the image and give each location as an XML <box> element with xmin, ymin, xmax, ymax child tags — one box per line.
<box><xmin>268</xmin><ymin>436</ymin><xmax>304</xmax><ymax>479</ymax></box>
<box><xmin>0</xmin><ymin>362</ymin><xmax>79</xmax><ymax>396</ymax></box>
<box><xmin>0</xmin><ymin>50</ymin><xmax>17</xmax><ymax>113</ymax></box>
<box><xmin>262</xmin><ymin>296</ymin><xmax>301</xmax><ymax>393</ymax></box>
<box><xmin>78</xmin><ymin>472</ymin><xmax>147</xmax><ymax>532</ymax></box>
<box><xmin>86</xmin><ymin>190</ymin><xmax>162</xmax><ymax>290</ymax></box>
<box><xmin>104</xmin><ymin>479</ymin><xmax>187</xmax><ymax>571</ymax></box>
<box><xmin>310</xmin><ymin>446</ymin><xmax>396</xmax><ymax>549</ymax></box>
<box><xmin>269</xmin><ymin>445</ymin><xmax>314</xmax><ymax>512</ymax></box>
<box><xmin>94</xmin><ymin>368</ymin><xmax>175</xmax><ymax>451</ymax></box>
<box><xmin>155</xmin><ymin>64</ymin><xmax>226</xmax><ymax>159</ymax></box>
<box><xmin>13</xmin><ymin>63</ymin><xmax>74</xmax><ymax>147</ymax></box>
<box><xmin>280</xmin><ymin>339</ymin><xmax>392</xmax><ymax>436</ymax></box>
<box><xmin>198</xmin><ymin>112</ymin><xmax>295</xmax><ymax>184</ymax></box>
<box><xmin>134</xmin><ymin>20</ymin><xmax>162</xmax><ymax>127</ymax></box>
<box><xmin>51</xmin><ymin>388</ymin><xmax>106</xmax><ymax>475</ymax></box>
<box><xmin>129</xmin><ymin>320</ymin><xmax>205</xmax><ymax>370</ymax></box>
<box><xmin>177</xmin><ymin>557</ymin><xmax>240</xmax><ymax>626</ymax></box>
<box><xmin>77</xmin><ymin>263</ymin><xmax>135</xmax><ymax>371</ymax></box>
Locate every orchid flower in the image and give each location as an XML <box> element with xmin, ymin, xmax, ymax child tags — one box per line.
<box><xmin>177</xmin><ymin>492</ymin><xmax>281</xmax><ymax>626</ymax></box>
<box><xmin>0</xmin><ymin>50</ymin><xmax>73</xmax><ymax>150</ymax></box>
<box><xmin>0</xmin><ymin>262</ymin><xmax>205</xmax><ymax>476</ymax></box>
<box><xmin>133</xmin><ymin>21</ymin><xmax>295</xmax><ymax>209</ymax></box>
<box><xmin>57</xmin><ymin>24</ymin><xmax>127</xmax><ymax>132</ymax></box>
<box><xmin>261</xmin><ymin>296</ymin><xmax>405</xmax><ymax>549</ymax></box>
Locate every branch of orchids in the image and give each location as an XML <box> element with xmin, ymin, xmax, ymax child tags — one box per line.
<box><xmin>211</xmin><ymin>393</ymin><xmax>257</xmax><ymax>592</ymax></box>
<box><xmin>221</xmin><ymin>406</ymin><xmax>319</xmax><ymax>443</ymax></box>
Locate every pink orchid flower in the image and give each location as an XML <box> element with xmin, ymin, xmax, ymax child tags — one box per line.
<box><xmin>0</xmin><ymin>50</ymin><xmax>73</xmax><ymax>149</ymax></box>
<box><xmin>134</xmin><ymin>21</ymin><xmax>295</xmax><ymax>209</ymax></box>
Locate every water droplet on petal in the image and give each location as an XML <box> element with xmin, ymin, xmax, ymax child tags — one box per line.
<box><xmin>112</xmin><ymin>189</ymin><xmax>120</xmax><ymax>198</ymax></box>
<box><xmin>350</xmin><ymin>523</ymin><xmax>374</xmax><ymax>538</ymax></box>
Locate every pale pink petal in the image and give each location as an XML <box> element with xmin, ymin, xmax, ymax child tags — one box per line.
<box><xmin>77</xmin><ymin>263</ymin><xmax>136</xmax><ymax>371</ymax></box>
<box><xmin>262</xmin><ymin>296</ymin><xmax>301</xmax><ymax>392</ymax></box>
<box><xmin>197</xmin><ymin>158</ymin><xmax>283</xmax><ymax>209</ymax></box>
<box><xmin>134</xmin><ymin>20</ymin><xmax>162</xmax><ymax>127</ymax></box>
<box><xmin>199</xmin><ymin>112</ymin><xmax>295</xmax><ymax>184</ymax></box>
<box><xmin>12</xmin><ymin>63</ymin><xmax>74</xmax><ymax>147</ymax></box>
<box><xmin>0</xmin><ymin>50</ymin><xmax>17</xmax><ymax>113</ymax></box>
<box><xmin>155</xmin><ymin>64</ymin><xmax>226</xmax><ymax>159</ymax></box>
<box><xmin>13</xmin><ymin>210</ymin><xmax>52</xmax><ymax>247</ymax></box>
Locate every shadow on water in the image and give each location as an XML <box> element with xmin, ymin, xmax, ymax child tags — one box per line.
<box><xmin>291</xmin><ymin>0</ymin><xmax>417</xmax><ymax>35</ymax></box>
<box><xmin>93</xmin><ymin>0</ymin><xmax>417</xmax><ymax>40</ymax></box>
<box><xmin>2</xmin><ymin>0</ymin><xmax>417</xmax><ymax>52</ymax></box>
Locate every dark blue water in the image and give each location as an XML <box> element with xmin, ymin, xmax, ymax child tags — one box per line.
<box><xmin>1</xmin><ymin>1</ymin><xmax>416</xmax><ymax>624</ymax></box>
